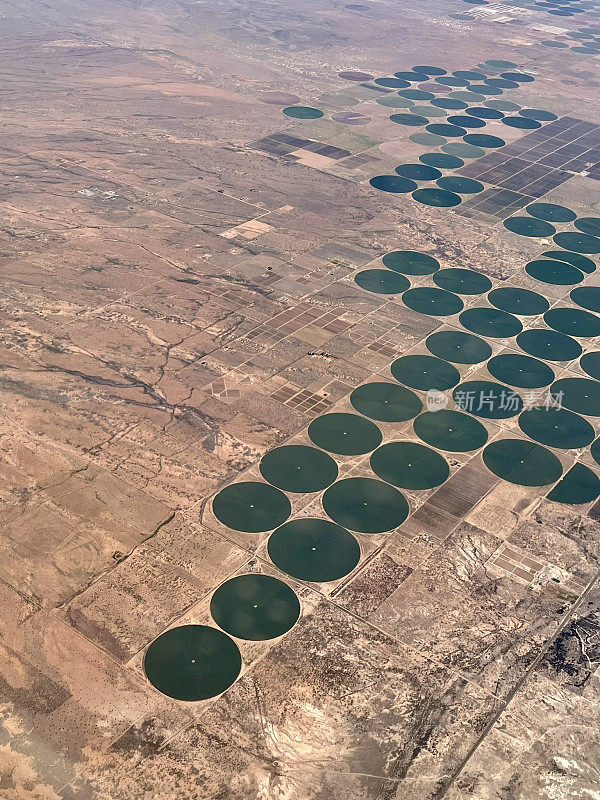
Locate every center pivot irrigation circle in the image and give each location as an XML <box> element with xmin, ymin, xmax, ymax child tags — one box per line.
<box><xmin>518</xmin><ymin>407</ymin><xmax>595</xmax><ymax>449</ymax></box>
<box><xmin>482</xmin><ymin>439</ymin><xmax>562</xmax><ymax>486</ymax></box>
<box><xmin>259</xmin><ymin>445</ymin><xmax>338</xmax><ymax>493</ymax></box>
<box><xmin>322</xmin><ymin>477</ymin><xmax>409</xmax><ymax>533</ymax></box>
<box><xmin>212</xmin><ymin>481</ymin><xmax>291</xmax><ymax>532</ymax></box>
<box><xmin>308</xmin><ymin>412</ymin><xmax>382</xmax><ymax>455</ymax></box>
<box><xmin>413</xmin><ymin>410</ymin><xmax>488</xmax><ymax>451</ymax></box>
<box><xmin>391</xmin><ymin>354</ymin><xmax>460</xmax><ymax>390</ymax></box>
<box><xmin>425</xmin><ymin>330</ymin><xmax>492</xmax><ymax>364</ymax></box>
<box><xmin>370</xmin><ymin>441</ymin><xmax>449</xmax><ymax>489</ymax></box>
<box><xmin>210</xmin><ymin>574</ymin><xmax>300</xmax><ymax>641</ymax></box>
<box><xmin>516</xmin><ymin>329</ymin><xmax>582</xmax><ymax>362</ymax></box>
<box><xmin>382</xmin><ymin>250</ymin><xmax>440</xmax><ymax>275</ymax></box>
<box><xmin>144</xmin><ymin>625</ymin><xmax>242</xmax><ymax>701</ymax></box>
<box><xmin>268</xmin><ymin>518</ymin><xmax>361</xmax><ymax>582</ymax></box>
<box><xmin>350</xmin><ymin>381</ymin><xmax>422</xmax><ymax>422</ymax></box>
<box><xmin>487</xmin><ymin>354</ymin><xmax>555</xmax><ymax>388</ymax></box>
<box><xmin>459</xmin><ymin>307</ymin><xmax>523</xmax><ymax>338</ymax></box>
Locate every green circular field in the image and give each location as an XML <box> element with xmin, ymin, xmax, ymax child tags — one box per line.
<box><xmin>541</xmin><ymin>250</ymin><xmax>595</xmax><ymax>272</ymax></box>
<box><xmin>370</xmin><ymin>441</ymin><xmax>449</xmax><ymax>489</ymax></box>
<box><xmin>283</xmin><ymin>106</ymin><xmax>324</xmax><ymax>119</ymax></box>
<box><xmin>396</xmin><ymin>163</ymin><xmax>442</xmax><ymax>181</ymax></box>
<box><xmin>402</xmin><ymin>286</ymin><xmax>464</xmax><ymax>316</ymax></box>
<box><xmin>391</xmin><ymin>354</ymin><xmax>460</xmax><ymax>390</ymax></box>
<box><xmin>518</xmin><ymin>407</ymin><xmax>595</xmax><ymax>449</ymax></box>
<box><xmin>482</xmin><ymin>439</ymin><xmax>562</xmax><ymax>486</ymax></box>
<box><xmin>432</xmin><ymin>98</ymin><xmax>468</xmax><ymax>110</ymax></box>
<box><xmin>547</xmin><ymin>463</ymin><xmax>600</xmax><ymax>505</ymax></box>
<box><xmin>425</xmin><ymin>330</ymin><xmax>492</xmax><ymax>363</ymax></box>
<box><xmin>259</xmin><ymin>445</ymin><xmax>338</xmax><ymax>493</ymax></box>
<box><xmin>390</xmin><ymin>112</ymin><xmax>429</xmax><ymax>126</ymax></box>
<box><xmin>463</xmin><ymin>133</ymin><xmax>505</xmax><ymax>148</ymax></box>
<box><xmin>544</xmin><ymin>307</ymin><xmax>600</xmax><ymax>338</ymax></box>
<box><xmin>504</xmin><ymin>217</ymin><xmax>556</xmax><ymax>237</ymax></box>
<box><xmin>412</xmin><ymin>188</ymin><xmax>462</xmax><ymax>207</ymax></box>
<box><xmin>525</xmin><ymin>259</ymin><xmax>583</xmax><ymax>285</ymax></box>
<box><xmin>487</xmin><ymin>353</ymin><xmax>554</xmax><ymax>388</ymax></box>
<box><xmin>488</xmin><ymin>287</ymin><xmax>549</xmax><ymax>315</ymax></box>
<box><xmin>370</xmin><ymin>175</ymin><xmax>418</xmax><ymax>193</ymax></box>
<box><xmin>520</xmin><ymin>109</ymin><xmax>557</xmax><ymax>121</ymax></box>
<box><xmin>453</xmin><ymin>380</ymin><xmax>522</xmax><ymax>418</ymax></box>
<box><xmin>446</xmin><ymin>114</ymin><xmax>486</xmax><ymax>128</ymax></box>
<box><xmin>466</xmin><ymin>106</ymin><xmax>504</xmax><ymax>119</ymax></box>
<box><xmin>212</xmin><ymin>481</ymin><xmax>291</xmax><ymax>532</ymax></box>
<box><xmin>268</xmin><ymin>518</ymin><xmax>360</xmax><ymax>582</ymax></box>
<box><xmin>420</xmin><ymin>152</ymin><xmax>464</xmax><ymax>168</ymax></box>
<box><xmin>459</xmin><ymin>307</ymin><xmax>523</xmax><ymax>338</ymax></box>
<box><xmin>554</xmin><ymin>232</ymin><xmax>600</xmax><ymax>254</ymax></box>
<box><xmin>210</xmin><ymin>574</ymin><xmax>300</xmax><ymax>641</ymax></box>
<box><xmin>502</xmin><ymin>116</ymin><xmax>541</xmax><ymax>130</ymax></box>
<box><xmin>426</xmin><ymin>123</ymin><xmax>467</xmax><ymax>137</ymax></box>
<box><xmin>551</xmin><ymin>378</ymin><xmax>600</xmax><ymax>415</ymax></box>
<box><xmin>433</xmin><ymin>268</ymin><xmax>492</xmax><ymax>294</ymax></box>
<box><xmin>350</xmin><ymin>381</ymin><xmax>422</xmax><ymax>422</ymax></box>
<box><xmin>308</xmin><ymin>412</ymin><xmax>382</xmax><ymax>455</ymax></box>
<box><xmin>574</xmin><ymin>218</ymin><xmax>600</xmax><ymax>236</ymax></box>
<box><xmin>580</xmin><ymin>351</ymin><xmax>600</xmax><ymax>380</ymax></box>
<box><xmin>322</xmin><ymin>477</ymin><xmax>409</xmax><ymax>533</ymax></box>
<box><xmin>382</xmin><ymin>250</ymin><xmax>440</xmax><ymax>275</ymax></box>
<box><xmin>413</xmin><ymin>409</ymin><xmax>488</xmax><ymax>451</ymax></box>
<box><xmin>436</xmin><ymin>176</ymin><xmax>484</xmax><ymax>194</ymax></box>
<box><xmin>144</xmin><ymin>625</ymin><xmax>242</xmax><ymax>701</ymax></box>
<box><xmin>526</xmin><ymin>203</ymin><xmax>576</xmax><ymax>222</ymax></box>
<box><xmin>570</xmin><ymin>287</ymin><xmax>600</xmax><ymax>312</ymax></box>
<box><xmin>355</xmin><ymin>268</ymin><xmax>410</xmax><ymax>294</ymax></box>
<box><xmin>516</xmin><ymin>329</ymin><xmax>582</xmax><ymax>362</ymax></box>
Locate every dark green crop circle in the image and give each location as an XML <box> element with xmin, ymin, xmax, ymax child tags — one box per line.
<box><xmin>370</xmin><ymin>441</ymin><xmax>449</xmax><ymax>489</ymax></box>
<box><xmin>413</xmin><ymin>409</ymin><xmax>488</xmax><ymax>451</ymax></box>
<box><xmin>210</xmin><ymin>574</ymin><xmax>300</xmax><ymax>641</ymax></box>
<box><xmin>213</xmin><ymin>481</ymin><xmax>291</xmax><ymax>532</ymax></box>
<box><xmin>519</xmin><ymin>407</ymin><xmax>595</xmax><ymax>449</ymax></box>
<box><xmin>268</xmin><ymin>518</ymin><xmax>360</xmax><ymax>582</ymax></box>
<box><xmin>551</xmin><ymin>378</ymin><xmax>600</xmax><ymax>416</ymax></box>
<box><xmin>259</xmin><ymin>445</ymin><xmax>338</xmax><ymax>493</ymax></box>
<box><xmin>382</xmin><ymin>250</ymin><xmax>440</xmax><ymax>275</ymax></box>
<box><xmin>433</xmin><ymin>268</ymin><xmax>492</xmax><ymax>294</ymax></box>
<box><xmin>355</xmin><ymin>268</ymin><xmax>410</xmax><ymax>294</ymax></box>
<box><xmin>144</xmin><ymin>625</ymin><xmax>242</xmax><ymax>701</ymax></box>
<box><xmin>487</xmin><ymin>354</ymin><xmax>554</xmax><ymax>388</ymax></box>
<box><xmin>308</xmin><ymin>412</ymin><xmax>382</xmax><ymax>455</ymax></box>
<box><xmin>402</xmin><ymin>286</ymin><xmax>464</xmax><ymax>316</ymax></box>
<box><xmin>391</xmin><ymin>354</ymin><xmax>460</xmax><ymax>390</ymax></box>
<box><xmin>525</xmin><ymin>259</ymin><xmax>584</xmax><ymax>285</ymax></box>
<box><xmin>580</xmin><ymin>352</ymin><xmax>600</xmax><ymax>380</ymax></box>
<box><xmin>322</xmin><ymin>477</ymin><xmax>409</xmax><ymax>533</ymax></box>
<box><xmin>460</xmin><ymin>307</ymin><xmax>523</xmax><ymax>338</ymax></box>
<box><xmin>350</xmin><ymin>381</ymin><xmax>422</xmax><ymax>422</ymax></box>
<box><xmin>488</xmin><ymin>287</ymin><xmax>549</xmax><ymax>316</ymax></box>
<box><xmin>544</xmin><ymin>307</ymin><xmax>600</xmax><ymax>338</ymax></box>
<box><xmin>570</xmin><ymin>287</ymin><xmax>600</xmax><ymax>312</ymax></box>
<box><xmin>483</xmin><ymin>439</ymin><xmax>562</xmax><ymax>486</ymax></box>
<box><xmin>426</xmin><ymin>330</ymin><xmax>492</xmax><ymax>363</ymax></box>
<box><xmin>516</xmin><ymin>329</ymin><xmax>582</xmax><ymax>362</ymax></box>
